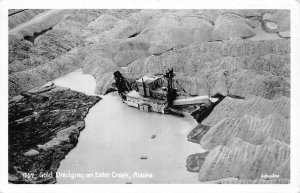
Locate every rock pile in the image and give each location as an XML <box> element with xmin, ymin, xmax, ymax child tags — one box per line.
<box><xmin>211</xmin><ymin>13</ymin><xmax>256</xmax><ymax>40</ymax></box>
<box><xmin>198</xmin><ymin>137</ymin><xmax>289</xmax><ymax>182</ymax></box>
<box><xmin>9</xmin><ymin>9</ymin><xmax>290</xmax><ymax>99</ymax></box>
<box><xmin>9</xmin><ymin>10</ymin><xmax>73</xmax><ymax>42</ymax></box>
<box><xmin>8</xmin><ymin>9</ymin><xmax>139</xmax><ymax>98</ymax></box>
<box><xmin>9</xmin><ymin>9</ymin><xmax>48</xmax><ymax>30</ymax></box>
<box><xmin>187</xmin><ymin>96</ymin><xmax>290</xmax><ymax>183</ymax></box>
<box><xmin>126</xmin><ymin>39</ymin><xmax>290</xmax><ymax>99</ymax></box>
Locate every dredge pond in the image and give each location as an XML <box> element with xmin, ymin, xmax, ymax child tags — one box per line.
<box><xmin>48</xmin><ymin>69</ymin><xmax>204</xmax><ymax>183</ymax></box>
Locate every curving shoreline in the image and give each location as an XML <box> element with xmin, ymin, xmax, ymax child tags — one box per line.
<box><xmin>8</xmin><ymin>84</ymin><xmax>101</xmax><ymax>183</ymax></box>
<box><xmin>7</xmin><ymin>9</ymin><xmax>290</xmax><ymax>184</ymax></box>
<box><xmin>7</xmin><ymin>73</ymin><xmax>290</xmax><ymax>184</ymax></box>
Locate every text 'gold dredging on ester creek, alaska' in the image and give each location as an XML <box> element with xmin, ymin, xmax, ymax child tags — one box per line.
<box><xmin>22</xmin><ymin>171</ymin><xmax>154</xmax><ymax>180</ymax></box>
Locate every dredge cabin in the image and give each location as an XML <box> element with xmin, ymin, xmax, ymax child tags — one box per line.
<box><xmin>125</xmin><ymin>75</ymin><xmax>168</xmax><ymax>113</ymax></box>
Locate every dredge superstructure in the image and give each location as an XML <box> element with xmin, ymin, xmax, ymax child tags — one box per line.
<box><xmin>113</xmin><ymin>69</ymin><xmax>217</xmax><ymax>115</ymax></box>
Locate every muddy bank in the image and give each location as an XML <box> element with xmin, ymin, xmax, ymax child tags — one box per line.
<box><xmin>8</xmin><ymin>84</ymin><xmax>100</xmax><ymax>183</ymax></box>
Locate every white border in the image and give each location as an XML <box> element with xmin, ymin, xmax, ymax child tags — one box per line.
<box><xmin>1</xmin><ymin>0</ymin><xmax>300</xmax><ymax>192</ymax></box>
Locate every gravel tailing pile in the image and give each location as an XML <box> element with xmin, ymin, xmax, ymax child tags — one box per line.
<box><xmin>8</xmin><ymin>9</ymin><xmax>140</xmax><ymax>98</ymax></box>
<box><xmin>126</xmin><ymin>39</ymin><xmax>290</xmax><ymax>99</ymax></box>
<box><xmin>198</xmin><ymin>137</ymin><xmax>289</xmax><ymax>182</ymax></box>
<box><xmin>9</xmin><ymin>9</ymin><xmax>290</xmax><ymax>99</ymax></box>
<box><xmin>202</xmin><ymin>96</ymin><xmax>290</xmax><ymax>126</ymax></box>
<box><xmin>9</xmin><ymin>9</ymin><xmax>48</xmax><ymax>30</ymax></box>
<box><xmin>200</xmin><ymin>113</ymin><xmax>289</xmax><ymax>149</ymax></box>
<box><xmin>9</xmin><ymin>47</ymin><xmax>86</xmax><ymax>98</ymax></box>
<box><xmin>187</xmin><ymin>95</ymin><xmax>290</xmax><ymax>183</ymax></box>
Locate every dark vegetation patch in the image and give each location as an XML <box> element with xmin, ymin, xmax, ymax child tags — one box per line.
<box><xmin>9</xmin><ymin>85</ymin><xmax>100</xmax><ymax>183</ymax></box>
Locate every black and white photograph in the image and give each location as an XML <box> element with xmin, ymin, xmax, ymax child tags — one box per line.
<box><xmin>1</xmin><ymin>0</ymin><xmax>300</xmax><ymax>192</ymax></box>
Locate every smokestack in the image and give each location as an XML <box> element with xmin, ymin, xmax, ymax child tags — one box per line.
<box><xmin>142</xmin><ymin>78</ymin><xmax>147</xmax><ymax>97</ymax></box>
